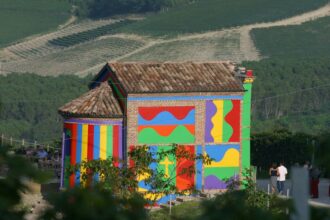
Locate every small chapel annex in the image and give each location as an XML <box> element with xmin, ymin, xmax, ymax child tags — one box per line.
<box><xmin>58</xmin><ymin>61</ymin><xmax>254</xmax><ymax>204</ymax></box>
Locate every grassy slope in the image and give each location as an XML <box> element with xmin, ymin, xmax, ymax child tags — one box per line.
<box><xmin>119</xmin><ymin>0</ymin><xmax>328</xmax><ymax>36</ymax></box>
<box><xmin>0</xmin><ymin>0</ymin><xmax>71</xmax><ymax>48</ymax></box>
<box><xmin>251</xmin><ymin>16</ymin><xmax>330</xmax><ymax>58</ymax></box>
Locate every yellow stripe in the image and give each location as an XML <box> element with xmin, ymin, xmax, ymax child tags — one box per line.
<box><xmin>100</xmin><ymin>125</ymin><xmax>107</xmax><ymax>160</ymax></box>
<box><xmin>211</xmin><ymin>100</ymin><xmax>223</xmax><ymax>143</ymax></box>
<box><xmin>81</xmin><ymin>124</ymin><xmax>88</xmax><ymax>184</ymax></box>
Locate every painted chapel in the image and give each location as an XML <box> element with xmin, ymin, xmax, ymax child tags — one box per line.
<box><xmin>58</xmin><ymin>61</ymin><xmax>254</xmax><ymax>204</ymax></box>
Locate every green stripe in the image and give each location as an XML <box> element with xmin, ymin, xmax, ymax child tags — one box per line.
<box><xmin>222</xmin><ymin>100</ymin><xmax>233</xmax><ymax>142</ymax></box>
<box><xmin>242</xmin><ymin>83</ymin><xmax>252</xmax><ymax>170</ymax></box>
<box><xmin>106</xmin><ymin>126</ymin><xmax>113</xmax><ymax>158</ymax></box>
<box><xmin>204</xmin><ymin>167</ymin><xmax>240</xmax><ymax>180</ymax></box>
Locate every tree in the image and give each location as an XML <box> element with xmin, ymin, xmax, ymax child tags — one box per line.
<box><xmin>199</xmin><ymin>169</ymin><xmax>291</xmax><ymax>220</ymax></box>
<box><xmin>67</xmin><ymin>144</ymin><xmax>211</xmax><ymax>205</ymax></box>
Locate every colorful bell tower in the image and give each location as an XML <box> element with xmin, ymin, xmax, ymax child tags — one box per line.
<box><xmin>242</xmin><ymin>69</ymin><xmax>254</xmax><ymax>171</ymax></box>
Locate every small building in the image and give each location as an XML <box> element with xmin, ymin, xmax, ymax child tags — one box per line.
<box><xmin>58</xmin><ymin>61</ymin><xmax>254</xmax><ymax>204</ymax></box>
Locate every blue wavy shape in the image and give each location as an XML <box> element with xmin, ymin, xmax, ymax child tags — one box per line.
<box><xmin>138</xmin><ymin>109</ymin><xmax>195</xmax><ymax>125</ymax></box>
<box><xmin>205</xmin><ymin>145</ymin><xmax>239</xmax><ymax>162</ymax></box>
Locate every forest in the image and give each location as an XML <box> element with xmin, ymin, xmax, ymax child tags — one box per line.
<box><xmin>69</xmin><ymin>0</ymin><xmax>193</xmax><ymax>18</ymax></box>
<box><xmin>243</xmin><ymin>57</ymin><xmax>330</xmax><ymax>133</ymax></box>
<box><xmin>0</xmin><ymin>57</ymin><xmax>329</xmax><ymax>142</ymax></box>
<box><xmin>0</xmin><ymin>74</ymin><xmax>91</xmax><ymax>142</ymax></box>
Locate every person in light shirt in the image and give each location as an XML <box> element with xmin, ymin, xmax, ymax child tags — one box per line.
<box><xmin>277</xmin><ymin>162</ymin><xmax>288</xmax><ymax>194</ymax></box>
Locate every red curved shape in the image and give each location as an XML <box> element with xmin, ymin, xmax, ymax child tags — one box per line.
<box><xmin>138</xmin><ymin>106</ymin><xmax>194</xmax><ymax>121</ymax></box>
<box><xmin>225</xmin><ymin>100</ymin><xmax>241</xmax><ymax>142</ymax></box>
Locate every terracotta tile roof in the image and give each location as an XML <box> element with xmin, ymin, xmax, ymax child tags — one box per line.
<box><xmin>107</xmin><ymin>61</ymin><xmax>243</xmax><ymax>93</ymax></box>
<box><xmin>58</xmin><ymin>82</ymin><xmax>123</xmax><ymax>118</ymax></box>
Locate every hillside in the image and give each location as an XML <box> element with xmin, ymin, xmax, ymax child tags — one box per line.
<box><xmin>119</xmin><ymin>0</ymin><xmax>329</xmax><ymax>36</ymax></box>
<box><xmin>0</xmin><ymin>0</ymin><xmax>71</xmax><ymax>48</ymax></box>
<box><xmin>251</xmin><ymin>16</ymin><xmax>330</xmax><ymax>58</ymax></box>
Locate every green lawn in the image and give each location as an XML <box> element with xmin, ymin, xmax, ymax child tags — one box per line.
<box><xmin>251</xmin><ymin>16</ymin><xmax>330</xmax><ymax>58</ymax></box>
<box><xmin>119</xmin><ymin>0</ymin><xmax>328</xmax><ymax>36</ymax></box>
<box><xmin>0</xmin><ymin>0</ymin><xmax>71</xmax><ymax>48</ymax></box>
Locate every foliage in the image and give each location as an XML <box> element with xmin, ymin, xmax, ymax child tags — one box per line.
<box><xmin>119</xmin><ymin>0</ymin><xmax>328</xmax><ymax>36</ymax></box>
<box><xmin>68</xmin><ymin>144</ymin><xmax>211</xmax><ymax>204</ymax></box>
<box><xmin>202</xmin><ymin>169</ymin><xmax>292</xmax><ymax>220</ymax></box>
<box><xmin>315</xmin><ymin>132</ymin><xmax>330</xmax><ymax>175</ymax></box>
<box><xmin>0</xmin><ymin>0</ymin><xmax>71</xmax><ymax>48</ymax></box>
<box><xmin>198</xmin><ymin>190</ymin><xmax>290</xmax><ymax>220</ymax></box>
<box><xmin>311</xmin><ymin>206</ymin><xmax>330</xmax><ymax>220</ymax></box>
<box><xmin>251</xmin><ymin>16</ymin><xmax>330</xmax><ymax>59</ymax></box>
<box><xmin>39</xmin><ymin>186</ymin><xmax>147</xmax><ymax>220</ymax></box>
<box><xmin>243</xmin><ymin>57</ymin><xmax>330</xmax><ymax>134</ymax></box>
<box><xmin>0</xmin><ymin>73</ymin><xmax>91</xmax><ymax>141</ymax></box>
<box><xmin>0</xmin><ymin>144</ymin><xmax>48</xmax><ymax>219</ymax></box>
<box><xmin>69</xmin><ymin>0</ymin><xmax>189</xmax><ymax>18</ymax></box>
<box><xmin>149</xmin><ymin>201</ymin><xmax>202</xmax><ymax>220</ymax></box>
<box><xmin>251</xmin><ymin>129</ymin><xmax>315</xmax><ymax>170</ymax></box>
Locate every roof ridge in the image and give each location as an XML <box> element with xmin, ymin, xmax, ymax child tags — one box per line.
<box><xmin>58</xmin><ymin>81</ymin><xmax>123</xmax><ymax>118</ymax></box>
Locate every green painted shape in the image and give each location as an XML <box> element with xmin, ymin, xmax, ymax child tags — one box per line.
<box><xmin>204</xmin><ymin>167</ymin><xmax>240</xmax><ymax>180</ymax></box>
<box><xmin>156</xmin><ymin>146</ymin><xmax>176</xmax><ymax>186</ymax></box>
<box><xmin>242</xmin><ymin>83</ymin><xmax>252</xmax><ymax>170</ymax></box>
<box><xmin>64</xmin><ymin>156</ymin><xmax>70</xmax><ymax>188</ymax></box>
<box><xmin>138</xmin><ymin>125</ymin><xmax>195</xmax><ymax>144</ymax></box>
<box><xmin>222</xmin><ymin>100</ymin><xmax>233</xmax><ymax>142</ymax></box>
<box><xmin>106</xmin><ymin>125</ymin><xmax>113</xmax><ymax>158</ymax></box>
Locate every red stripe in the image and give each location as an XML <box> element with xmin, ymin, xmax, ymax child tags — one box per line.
<box><xmin>87</xmin><ymin>125</ymin><xmax>94</xmax><ymax>161</ymax></box>
<box><xmin>227</xmin><ymin>100</ymin><xmax>241</xmax><ymax>142</ymax></box>
<box><xmin>86</xmin><ymin>125</ymin><xmax>94</xmax><ymax>187</ymax></box>
<box><xmin>176</xmin><ymin>145</ymin><xmax>195</xmax><ymax>191</ymax></box>
<box><xmin>69</xmin><ymin>124</ymin><xmax>77</xmax><ymax>187</ymax></box>
<box><xmin>113</xmin><ymin>125</ymin><xmax>119</xmax><ymax>167</ymax></box>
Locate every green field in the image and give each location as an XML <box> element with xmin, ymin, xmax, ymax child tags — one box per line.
<box><xmin>0</xmin><ymin>0</ymin><xmax>71</xmax><ymax>48</ymax></box>
<box><xmin>119</xmin><ymin>0</ymin><xmax>329</xmax><ymax>36</ymax></box>
<box><xmin>123</xmin><ymin>33</ymin><xmax>242</xmax><ymax>62</ymax></box>
<box><xmin>251</xmin><ymin>16</ymin><xmax>330</xmax><ymax>58</ymax></box>
<box><xmin>49</xmin><ymin>20</ymin><xmax>135</xmax><ymax>47</ymax></box>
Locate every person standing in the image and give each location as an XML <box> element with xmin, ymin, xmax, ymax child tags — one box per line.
<box><xmin>269</xmin><ymin>163</ymin><xmax>278</xmax><ymax>193</ymax></box>
<box><xmin>277</xmin><ymin>162</ymin><xmax>288</xmax><ymax>195</ymax></box>
<box><xmin>310</xmin><ymin>166</ymin><xmax>321</xmax><ymax>198</ymax></box>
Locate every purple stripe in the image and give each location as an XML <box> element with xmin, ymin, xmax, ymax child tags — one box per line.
<box><xmin>60</xmin><ymin>130</ymin><xmax>65</xmax><ymax>189</ymax></box>
<box><xmin>65</xmin><ymin>118</ymin><xmax>123</xmax><ymax>125</ymax></box>
<box><xmin>205</xmin><ymin>100</ymin><xmax>216</xmax><ymax>142</ymax></box>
